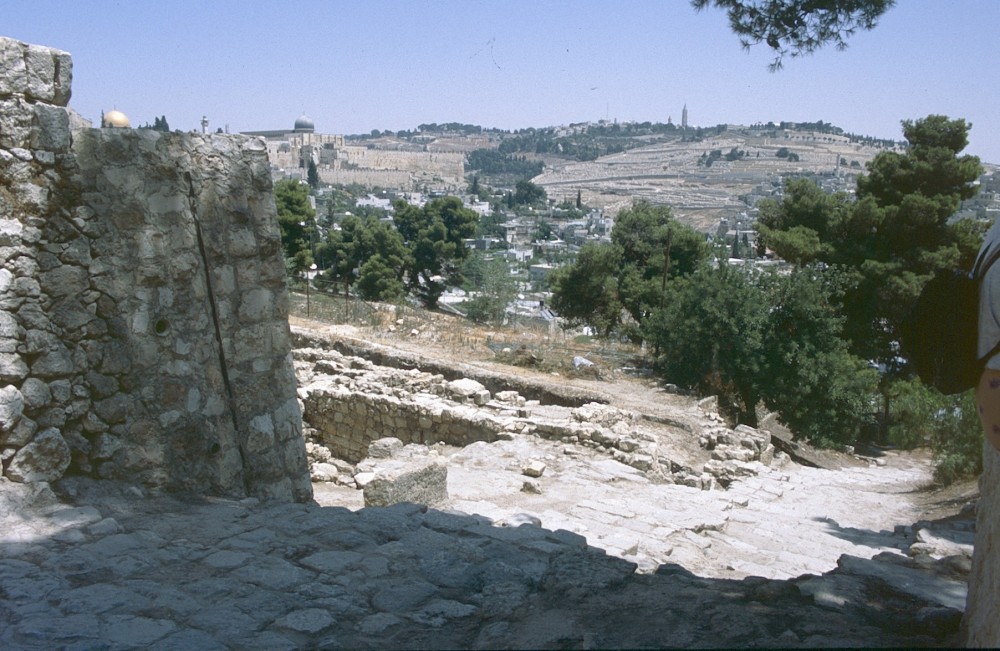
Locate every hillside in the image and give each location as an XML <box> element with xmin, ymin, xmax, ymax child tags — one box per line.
<box><xmin>375</xmin><ymin>121</ymin><xmax>902</xmax><ymax>232</ymax></box>
<box><xmin>532</xmin><ymin>127</ymin><xmax>892</xmax><ymax>231</ymax></box>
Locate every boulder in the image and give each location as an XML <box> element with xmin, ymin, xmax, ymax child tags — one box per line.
<box><xmin>0</xmin><ymin>384</ymin><xmax>24</xmax><ymax>432</ymax></box>
<box><xmin>368</xmin><ymin>437</ymin><xmax>404</xmax><ymax>459</ymax></box>
<box><xmin>522</xmin><ymin>460</ymin><xmax>547</xmax><ymax>478</ymax></box>
<box><xmin>310</xmin><ymin>462</ymin><xmax>340</xmax><ymax>482</ymax></box>
<box><xmin>6</xmin><ymin>427</ymin><xmax>71</xmax><ymax>482</ymax></box>
<box><xmin>363</xmin><ymin>459</ymin><xmax>448</xmax><ymax>507</ymax></box>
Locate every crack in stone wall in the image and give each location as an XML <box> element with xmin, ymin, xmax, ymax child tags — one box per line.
<box><xmin>184</xmin><ymin>168</ymin><xmax>250</xmax><ymax>496</ymax></box>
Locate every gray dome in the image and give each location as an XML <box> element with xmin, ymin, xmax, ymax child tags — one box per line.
<box><xmin>293</xmin><ymin>114</ymin><xmax>315</xmax><ymax>132</ymax></box>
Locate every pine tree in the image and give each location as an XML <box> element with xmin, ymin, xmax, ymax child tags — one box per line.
<box><xmin>307</xmin><ymin>160</ymin><xmax>320</xmax><ymax>189</ymax></box>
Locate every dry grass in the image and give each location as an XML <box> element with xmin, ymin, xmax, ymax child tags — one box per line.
<box><xmin>288</xmin><ymin>290</ymin><xmax>644</xmax><ymax>378</ymax></box>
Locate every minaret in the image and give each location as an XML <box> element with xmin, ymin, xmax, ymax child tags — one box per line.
<box><xmin>681</xmin><ymin>105</ymin><xmax>688</xmax><ymax>129</ymax></box>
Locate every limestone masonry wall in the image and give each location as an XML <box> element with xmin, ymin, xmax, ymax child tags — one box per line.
<box><xmin>0</xmin><ymin>36</ymin><xmax>310</xmax><ymax>502</ymax></box>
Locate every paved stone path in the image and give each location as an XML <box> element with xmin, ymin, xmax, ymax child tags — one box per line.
<box><xmin>441</xmin><ymin>436</ymin><xmax>935</xmax><ymax>579</ymax></box>
<box><xmin>1</xmin><ymin>440</ymin><xmax>972</xmax><ymax>649</ymax></box>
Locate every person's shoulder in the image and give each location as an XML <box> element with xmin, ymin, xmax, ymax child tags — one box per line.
<box><xmin>976</xmin><ymin>219</ymin><xmax>1000</xmax><ymax>273</ymax></box>
<box><xmin>983</xmin><ymin>219</ymin><xmax>1000</xmax><ymax>248</ymax></box>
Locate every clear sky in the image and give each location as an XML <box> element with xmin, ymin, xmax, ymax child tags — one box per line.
<box><xmin>5</xmin><ymin>1</ymin><xmax>1000</xmax><ymax>163</ymax></box>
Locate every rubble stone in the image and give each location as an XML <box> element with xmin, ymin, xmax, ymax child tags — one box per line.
<box><xmin>6</xmin><ymin>427</ymin><xmax>70</xmax><ymax>482</ymax></box>
<box><xmin>522</xmin><ymin>460</ymin><xmax>546</xmax><ymax>478</ymax></box>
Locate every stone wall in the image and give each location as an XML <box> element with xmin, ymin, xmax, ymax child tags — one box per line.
<box><xmin>966</xmin><ymin>444</ymin><xmax>1000</xmax><ymax>646</ymax></box>
<box><xmin>317</xmin><ymin>168</ymin><xmax>413</xmax><ymax>191</ymax></box>
<box><xmin>338</xmin><ymin>146</ymin><xmax>464</xmax><ymax>177</ymax></box>
<box><xmin>296</xmin><ymin>347</ymin><xmax>509</xmax><ymax>463</ymax></box>
<box><xmin>316</xmin><ymin>146</ymin><xmax>466</xmax><ymax>192</ymax></box>
<box><xmin>0</xmin><ymin>36</ymin><xmax>310</xmax><ymax>502</ymax></box>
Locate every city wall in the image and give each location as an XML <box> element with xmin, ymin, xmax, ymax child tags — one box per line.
<box><xmin>317</xmin><ymin>167</ymin><xmax>412</xmax><ymax>190</ymax></box>
<box><xmin>337</xmin><ymin>146</ymin><xmax>464</xmax><ymax>177</ymax></box>
<box><xmin>0</xmin><ymin>36</ymin><xmax>311</xmax><ymax>502</ymax></box>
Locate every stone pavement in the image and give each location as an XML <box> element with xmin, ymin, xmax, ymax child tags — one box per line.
<box><xmin>442</xmin><ymin>436</ymin><xmax>940</xmax><ymax>580</ymax></box>
<box><xmin>0</xmin><ymin>440</ymin><xmax>971</xmax><ymax>649</ymax></box>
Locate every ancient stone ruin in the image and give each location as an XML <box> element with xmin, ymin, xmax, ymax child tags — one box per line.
<box><xmin>0</xmin><ymin>36</ymin><xmax>310</xmax><ymax>502</ymax></box>
<box><xmin>1</xmin><ymin>35</ymin><xmax>999</xmax><ymax>646</ymax></box>
<box><xmin>293</xmin><ymin>328</ymin><xmax>779</xmax><ymax>493</ymax></box>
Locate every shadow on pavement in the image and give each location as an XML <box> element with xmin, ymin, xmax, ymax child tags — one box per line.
<box><xmin>0</xmin><ymin>478</ymin><xmax>968</xmax><ymax>649</ymax></box>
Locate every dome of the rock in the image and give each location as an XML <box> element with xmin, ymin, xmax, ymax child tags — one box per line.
<box><xmin>102</xmin><ymin>109</ymin><xmax>131</xmax><ymax>128</ymax></box>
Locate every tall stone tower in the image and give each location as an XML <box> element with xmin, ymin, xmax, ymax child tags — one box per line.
<box><xmin>682</xmin><ymin>104</ymin><xmax>689</xmax><ymax>129</ymax></box>
<box><xmin>0</xmin><ymin>35</ymin><xmax>312</xmax><ymax>503</ymax></box>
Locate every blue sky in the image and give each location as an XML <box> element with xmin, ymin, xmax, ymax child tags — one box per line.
<box><xmin>5</xmin><ymin>1</ymin><xmax>1000</xmax><ymax>163</ymax></box>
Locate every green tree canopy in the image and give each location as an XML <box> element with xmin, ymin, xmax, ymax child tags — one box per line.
<box><xmin>756</xmin><ymin>115</ymin><xmax>983</xmax><ymax>367</ymax></box>
<box><xmin>393</xmin><ymin>196</ymin><xmax>478</xmax><ymax>308</ymax></box>
<box><xmin>318</xmin><ymin>214</ymin><xmax>408</xmax><ymax>297</ymax></box>
<box><xmin>273</xmin><ymin>179</ymin><xmax>316</xmax><ymax>273</ymax></box>
<box><xmin>693</xmin><ymin>0</ymin><xmax>895</xmax><ymax>70</ymax></box>
<box><xmin>513</xmin><ymin>180</ymin><xmax>547</xmax><ymax>206</ymax></box>
<box><xmin>645</xmin><ymin>263</ymin><xmax>877</xmax><ymax>441</ymax></box>
<box><xmin>549</xmin><ymin>243</ymin><xmax>623</xmax><ymax>337</ymax></box>
<box><xmin>356</xmin><ymin>254</ymin><xmax>407</xmax><ymax>302</ymax></box>
<box><xmin>551</xmin><ymin>202</ymin><xmax>708</xmax><ymax>338</ymax></box>
<box><xmin>307</xmin><ymin>159</ymin><xmax>320</xmax><ymax>189</ymax></box>
<box><xmin>462</xmin><ymin>255</ymin><xmax>518</xmax><ymax>324</ymax></box>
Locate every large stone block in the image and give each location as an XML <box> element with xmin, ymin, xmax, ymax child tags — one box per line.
<box><xmin>2</xmin><ymin>414</ymin><xmax>36</xmax><ymax>447</ymax></box>
<box><xmin>0</xmin><ymin>37</ymin><xmax>28</xmax><ymax>98</ymax></box>
<box><xmin>0</xmin><ymin>98</ymin><xmax>34</xmax><ymax>148</ymax></box>
<box><xmin>31</xmin><ymin>104</ymin><xmax>70</xmax><ymax>152</ymax></box>
<box><xmin>24</xmin><ymin>44</ymin><xmax>57</xmax><ymax>103</ymax></box>
<box><xmin>0</xmin><ymin>352</ymin><xmax>29</xmax><ymax>383</ymax></box>
<box><xmin>363</xmin><ymin>459</ymin><xmax>448</xmax><ymax>508</ymax></box>
<box><xmin>52</xmin><ymin>49</ymin><xmax>72</xmax><ymax>106</ymax></box>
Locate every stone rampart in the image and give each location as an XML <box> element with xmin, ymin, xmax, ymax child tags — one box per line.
<box><xmin>0</xmin><ymin>36</ymin><xmax>310</xmax><ymax>502</ymax></box>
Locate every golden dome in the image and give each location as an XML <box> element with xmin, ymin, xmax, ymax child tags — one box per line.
<box><xmin>102</xmin><ymin>110</ymin><xmax>131</xmax><ymax>128</ymax></box>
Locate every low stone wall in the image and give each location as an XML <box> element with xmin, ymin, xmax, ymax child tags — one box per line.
<box><xmin>0</xmin><ymin>36</ymin><xmax>310</xmax><ymax>502</ymax></box>
<box><xmin>302</xmin><ymin>387</ymin><xmax>508</xmax><ymax>463</ymax></box>
<box><xmin>296</xmin><ymin>347</ymin><xmax>512</xmax><ymax>463</ymax></box>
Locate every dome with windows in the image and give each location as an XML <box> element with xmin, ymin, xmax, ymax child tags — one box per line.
<box><xmin>293</xmin><ymin>114</ymin><xmax>315</xmax><ymax>133</ymax></box>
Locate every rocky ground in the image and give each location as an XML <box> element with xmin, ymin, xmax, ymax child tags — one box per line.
<box><xmin>0</xmin><ymin>316</ymin><xmax>980</xmax><ymax>649</ymax></box>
